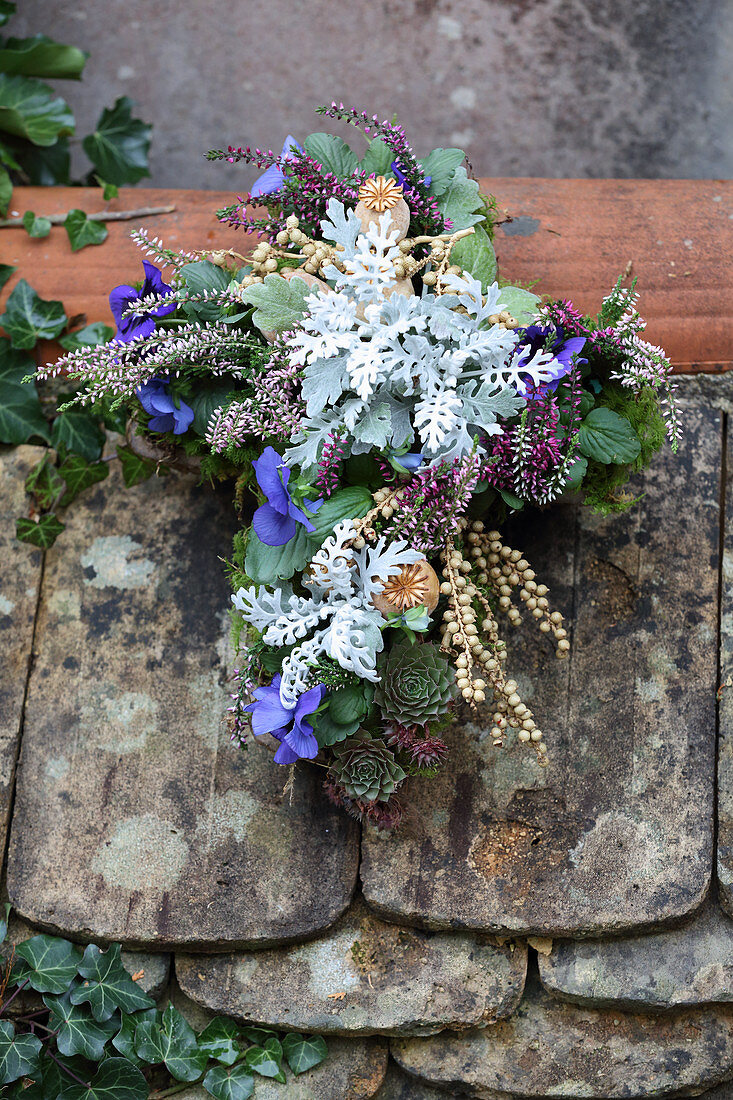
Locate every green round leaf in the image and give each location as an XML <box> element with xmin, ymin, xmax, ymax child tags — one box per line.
<box><xmin>578</xmin><ymin>406</ymin><xmax>643</xmax><ymax>465</ymax></box>
<box><xmin>82</xmin><ymin>96</ymin><xmax>151</xmax><ymax>186</ymax></box>
<box><xmin>420</xmin><ymin>147</ymin><xmax>466</xmax><ymax>197</ymax></box>
<box><xmin>308</xmin><ymin>486</ymin><xmax>373</xmax><ymax>544</ymax></box>
<box><xmin>282</xmin><ymin>1032</ymin><xmax>328</xmax><ymax>1076</ymax></box>
<box><xmin>0</xmin><ymin>1019</ymin><xmax>42</xmax><ymax>1085</ymax></box>
<box><xmin>21</xmin><ymin>209</ymin><xmax>51</xmax><ymax>238</ymax></box>
<box><xmin>0</xmin><ymin>74</ymin><xmax>74</xmax><ymax>146</ymax></box>
<box><xmin>359</xmin><ymin>137</ymin><xmax>394</xmax><ymax>178</ymax></box>
<box><xmin>0</xmin><ymin>34</ymin><xmax>87</xmax><ymax>80</ymax></box>
<box><xmin>303</xmin><ymin>133</ymin><xmax>359</xmax><ymax>179</ymax></box>
<box><xmin>203</xmin><ymin>1061</ymin><xmax>255</xmax><ymax>1100</ymax></box>
<box><xmin>496</xmin><ymin>285</ymin><xmax>541</xmax><ymax>325</ymax></box>
<box><xmin>450</xmin><ymin>224</ymin><xmax>497</xmax><ymax>290</ymax></box>
<box><xmin>328</xmin><ymin>684</ymin><xmax>370</xmax><ymax>726</ymax></box>
<box><xmin>244</xmin><ymin>1044</ymin><xmax>285</xmax><ymax>1080</ymax></box>
<box><xmin>12</xmin><ymin>933</ymin><xmax>82</xmax><ymax>994</ymax></box>
<box><xmin>244</xmin><ymin>525</ymin><xmax>311</xmax><ymax>585</ymax></box>
<box><xmin>438</xmin><ymin>167</ymin><xmax>484</xmax><ymax>231</ymax></box>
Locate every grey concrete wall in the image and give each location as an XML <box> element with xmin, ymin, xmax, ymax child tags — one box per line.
<box><xmin>13</xmin><ymin>0</ymin><xmax>733</xmax><ymax>190</ymax></box>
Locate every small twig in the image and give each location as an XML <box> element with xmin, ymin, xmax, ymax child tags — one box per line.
<box><xmin>45</xmin><ymin>1047</ymin><xmax>92</xmax><ymax>1089</ymax></box>
<box><xmin>0</xmin><ymin>978</ymin><xmax>30</xmax><ymax>1016</ymax></box>
<box><xmin>0</xmin><ymin>204</ymin><xmax>176</xmax><ymax>228</ymax></box>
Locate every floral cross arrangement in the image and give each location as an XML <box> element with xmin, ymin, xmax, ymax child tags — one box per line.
<box><xmin>40</xmin><ymin>104</ymin><xmax>681</xmax><ymax>830</ymax></box>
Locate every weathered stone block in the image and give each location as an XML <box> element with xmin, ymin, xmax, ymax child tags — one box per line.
<box><xmin>392</xmin><ymin>974</ymin><xmax>733</xmax><ymax>1097</ymax></box>
<box><xmin>6</xmin><ymin>467</ymin><xmax>359</xmax><ymax>948</ymax></box>
<box><xmin>362</xmin><ymin>408</ymin><xmax>720</xmax><ymax>938</ymax></box>
<box><xmin>539</xmin><ymin>898</ymin><xmax>733</xmax><ymax>1010</ymax></box>
<box><xmin>717</xmin><ymin>425</ymin><xmax>733</xmax><ymax>919</ymax></box>
<box><xmin>176</xmin><ymin>898</ymin><xmax>526</xmax><ymax>1036</ymax></box>
<box><xmin>374</xmin><ymin>1063</ymin><xmax>456</xmax><ymax>1098</ymax></box>
<box><xmin>0</xmin><ymin>447</ymin><xmax>45</xmax><ymax>859</ymax></box>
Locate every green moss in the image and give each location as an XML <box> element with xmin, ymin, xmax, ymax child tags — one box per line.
<box><xmin>581</xmin><ymin>384</ymin><xmax>668</xmax><ymax>514</ymax></box>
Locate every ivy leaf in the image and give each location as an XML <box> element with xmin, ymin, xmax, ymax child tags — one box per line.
<box><xmin>64</xmin><ymin>208</ymin><xmax>108</xmax><ymax>251</ymax></box>
<box><xmin>82</xmin><ymin>96</ymin><xmax>151</xmax><ymax>186</ymax></box>
<box><xmin>239</xmin><ymin>273</ymin><xmax>312</xmax><ymax>334</ymax></box>
<box><xmin>0</xmin><ymin>164</ymin><xmax>11</xmax><ymax>216</ymax></box>
<box><xmin>307</xmin><ymin>485</ymin><xmax>373</xmax><ymax>544</ymax></box>
<box><xmin>58</xmin><ymin>453</ymin><xmax>109</xmax><ymax>506</ymax></box>
<box><xmin>71</xmin><ymin>943</ymin><xmax>156</xmax><ymax>1021</ymax></box>
<box><xmin>0</xmin><ymin>278</ymin><xmax>66</xmax><ymax>349</ymax></box>
<box><xmin>0</xmin><ymin>3</ymin><xmax>16</xmax><ymax>28</ymax></box>
<box><xmin>282</xmin><ymin>1033</ymin><xmax>328</xmax><ymax>1076</ymax></box>
<box><xmin>0</xmin><ymin>377</ymin><xmax>49</xmax><ymax>443</ymax></box>
<box><xmin>21</xmin><ymin>210</ymin><xmax>51</xmax><ymax>238</ymax></box>
<box><xmin>95</xmin><ymin>176</ymin><xmax>119</xmax><ymax>200</ymax></box>
<box><xmin>244</xmin><ymin>525</ymin><xmax>311</xmax><ymax>584</ymax></box>
<box><xmin>0</xmin><ymin>35</ymin><xmax>87</xmax><ymax>80</ymax></box>
<box><xmin>421</xmin><ymin>148</ymin><xmax>466</xmax><ymax>197</ymax></box>
<box><xmin>51</xmin><ymin>407</ymin><xmax>105</xmax><ymax>461</ymax></box>
<box><xmin>16</xmin><ymin>134</ymin><xmax>70</xmax><ymax>185</ymax></box>
<box><xmin>303</xmin><ymin>133</ymin><xmax>359</xmax><ymax>179</ymax></box>
<box><xmin>0</xmin><ymin>75</ymin><xmax>74</xmax><ymax>146</ymax></box>
<box><xmin>179</xmin><ymin>259</ymin><xmax>229</xmax><ymax>321</ymax></box>
<box><xmin>244</xmin><ymin>1045</ymin><xmax>285</xmax><ymax>1081</ymax></box>
<box><xmin>197</xmin><ymin>1017</ymin><xmax>241</xmax><ymax>1066</ymax></box>
<box><xmin>0</xmin><ymin>263</ymin><xmax>16</xmax><ymax>291</ymax></box>
<box><xmin>16</xmin><ymin>514</ymin><xmax>64</xmax><ymax>548</ymax></box>
<box><xmin>116</xmin><ymin>443</ymin><xmax>159</xmax><ymax>487</ymax></box>
<box><xmin>54</xmin><ymin>1056</ymin><xmax>148</xmax><ymax>1100</ymax></box>
<box><xmin>578</xmin><ymin>407</ymin><xmax>642</xmax><ymax>465</ymax></box>
<box><xmin>450</xmin><ymin>225</ymin><xmax>497</xmax><ymax>289</ymax></box>
<box><xmin>189</xmin><ymin>385</ymin><xmax>232</xmax><ymax>435</ymax></box>
<box><xmin>24</xmin><ymin>454</ymin><xmax>65</xmax><ymax>510</ymax></box>
<box><xmin>203</xmin><ymin>1062</ymin><xmax>255</xmax><ymax>1100</ymax></box>
<box><xmin>359</xmin><ymin>137</ymin><xmax>394</xmax><ymax>178</ymax></box>
<box><xmin>496</xmin><ymin>285</ymin><xmax>541</xmax><ymax>326</ymax></box>
<box><xmin>0</xmin><ymin>1020</ymin><xmax>42</xmax><ymax>1085</ymax></box>
<box><xmin>12</xmin><ymin>934</ymin><xmax>83</xmax><ymax>994</ymax></box>
<box><xmin>240</xmin><ymin>1027</ymin><xmax>277</xmax><ymax>1045</ymax></box>
<box><xmin>59</xmin><ymin>322</ymin><xmax>115</xmax><ymax>351</ymax></box>
<box><xmin>134</xmin><ymin>1003</ymin><xmax>207</xmax><ymax>1082</ymax></box>
<box><xmin>439</xmin><ymin>167</ymin><xmax>485</xmax><ymax>231</ymax></box>
<box><xmin>44</xmin><ymin>991</ymin><xmax>119</xmax><ymax>1059</ymax></box>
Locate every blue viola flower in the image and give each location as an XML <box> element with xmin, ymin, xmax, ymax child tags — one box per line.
<box><xmin>109</xmin><ymin>261</ymin><xmax>175</xmax><ymax>343</ymax></box>
<box><xmin>387</xmin><ymin>449</ymin><xmax>424</xmax><ymax>475</ymax></box>
<box><xmin>250</xmin><ymin>135</ymin><xmax>303</xmax><ymax>197</ymax></box>
<box><xmin>516</xmin><ymin>324</ymin><xmax>587</xmax><ymax>395</ymax></box>
<box><xmin>245</xmin><ymin>674</ymin><xmax>325</xmax><ymax>764</ymax></box>
<box><xmin>252</xmin><ymin>446</ymin><xmax>322</xmax><ymax>546</ymax></box>
<box><xmin>390</xmin><ymin>160</ymin><xmax>431</xmax><ymax>190</ymax></box>
<box><xmin>136</xmin><ymin>378</ymin><xmax>194</xmax><ymax>434</ymax></box>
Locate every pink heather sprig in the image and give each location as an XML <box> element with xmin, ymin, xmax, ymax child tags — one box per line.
<box><xmin>381</xmin><ymin>453</ymin><xmax>482</xmax><ymax>554</ymax></box>
<box><xmin>130</xmin><ymin>227</ymin><xmax>199</xmax><ymax>270</ymax></box>
<box><xmin>206</xmin><ymin>345</ymin><xmax>303</xmax><ymax>451</ymax></box>
<box><xmin>315</xmin><ymin>428</ymin><xmax>348</xmax><ymax>498</ymax></box>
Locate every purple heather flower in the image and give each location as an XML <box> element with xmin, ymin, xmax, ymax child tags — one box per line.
<box><xmin>250</xmin><ymin>135</ymin><xmax>303</xmax><ymax>197</ymax></box>
<box><xmin>245</xmin><ymin>674</ymin><xmax>325</xmax><ymax>764</ymax></box>
<box><xmin>252</xmin><ymin>445</ymin><xmax>322</xmax><ymax>546</ymax></box>
<box><xmin>109</xmin><ymin>261</ymin><xmax>175</xmax><ymax>343</ymax></box>
<box><xmin>516</xmin><ymin>324</ymin><xmax>587</xmax><ymax>395</ymax></box>
<box><xmin>136</xmin><ymin>378</ymin><xmax>194</xmax><ymax>434</ymax></box>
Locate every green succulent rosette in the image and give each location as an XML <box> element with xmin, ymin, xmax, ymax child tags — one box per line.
<box><xmin>332</xmin><ymin>731</ymin><xmax>407</xmax><ymax>803</ymax></box>
<box><xmin>374</xmin><ymin>641</ymin><xmax>457</xmax><ymax>726</ymax></box>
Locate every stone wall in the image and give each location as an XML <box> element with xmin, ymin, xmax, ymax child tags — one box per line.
<box><xmin>12</xmin><ymin>0</ymin><xmax>733</xmax><ymax>191</ymax></box>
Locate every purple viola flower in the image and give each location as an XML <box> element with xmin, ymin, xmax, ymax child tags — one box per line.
<box><xmin>252</xmin><ymin>445</ymin><xmax>322</xmax><ymax>546</ymax></box>
<box><xmin>136</xmin><ymin>378</ymin><xmax>194</xmax><ymax>434</ymax></box>
<box><xmin>390</xmin><ymin>160</ymin><xmax>431</xmax><ymax>190</ymax></box>
<box><xmin>516</xmin><ymin>324</ymin><xmax>587</xmax><ymax>396</ymax></box>
<box><xmin>245</xmin><ymin>674</ymin><xmax>325</xmax><ymax>764</ymax></box>
<box><xmin>109</xmin><ymin>261</ymin><xmax>175</xmax><ymax>343</ymax></box>
<box><xmin>250</xmin><ymin>135</ymin><xmax>303</xmax><ymax>197</ymax></box>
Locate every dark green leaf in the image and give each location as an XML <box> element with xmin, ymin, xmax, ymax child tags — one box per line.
<box><xmin>438</xmin><ymin>167</ymin><xmax>484</xmax><ymax>231</ymax></box>
<box><xmin>16</xmin><ymin>514</ymin><xmax>64</xmax><ymax>548</ymax></box>
<box><xmin>64</xmin><ymin>208</ymin><xmax>108</xmax><ymax>251</ymax></box>
<box><xmin>0</xmin><ymin>1019</ymin><xmax>42</xmax><ymax>1084</ymax></box>
<box><xmin>564</xmin><ymin>453</ymin><xmax>588</xmax><ymax>492</ymax></box>
<box><xmin>203</xmin><ymin>1062</ymin><xmax>255</xmax><ymax>1100</ymax></box>
<box><xmin>244</xmin><ymin>525</ymin><xmax>311</xmax><ymax>584</ymax></box>
<box><xmin>179</xmin><ymin>259</ymin><xmax>229</xmax><ymax>321</ymax></box>
<box><xmin>303</xmin><ymin>133</ymin><xmax>359</xmax><ymax>179</ymax></box>
<box><xmin>578</xmin><ymin>407</ymin><xmax>642</xmax><ymax>465</ymax></box>
<box><xmin>24</xmin><ymin>455</ymin><xmax>65</xmax><ymax>509</ymax></box>
<box><xmin>450</xmin><ymin>224</ymin><xmax>496</xmax><ymax>289</ymax></box>
<box><xmin>134</xmin><ymin>1002</ymin><xmax>207</xmax><ymax>1082</ymax></box>
<box><xmin>82</xmin><ymin>96</ymin><xmax>151</xmax><ymax>186</ymax></box>
<box><xmin>59</xmin><ymin>322</ymin><xmax>115</xmax><ymax>351</ymax></box>
<box><xmin>189</xmin><ymin>385</ymin><xmax>232</xmax><ymax>435</ymax></box>
<box><xmin>328</xmin><ymin>683</ymin><xmax>372</xmax><ymax>725</ymax></box>
<box><xmin>116</xmin><ymin>443</ymin><xmax>159</xmax><ymax>487</ymax></box>
<box><xmin>0</xmin><ymin>263</ymin><xmax>16</xmax><ymax>291</ymax></box>
<box><xmin>312</xmin><ymin>708</ymin><xmax>359</xmax><ymax>747</ymax></box>
<box><xmin>58</xmin><ymin>453</ymin><xmax>109</xmax><ymax>506</ymax></box>
<box><xmin>71</xmin><ymin>943</ymin><xmax>155</xmax><ymax>1021</ymax></box>
<box><xmin>244</xmin><ymin>1045</ymin><xmax>284</xmax><ymax>1080</ymax></box>
<box><xmin>579</xmin><ymin>390</ymin><xmax>595</xmax><ymax>417</ymax></box>
<box><xmin>282</xmin><ymin>1032</ymin><xmax>328</xmax><ymax>1075</ymax></box>
<box><xmin>111</xmin><ymin>1008</ymin><xmax>158</xmax><ymax>1068</ymax></box>
<box><xmin>12</xmin><ymin>934</ymin><xmax>81</xmax><ymax>995</ymax></box>
<box><xmin>44</xmin><ymin>991</ymin><xmax>118</xmax><ymax>1059</ymax></box>
<box><xmin>0</xmin><ymin>35</ymin><xmax>87</xmax><ymax>79</ymax></box>
<box><xmin>0</xmin><ymin>341</ymin><xmax>49</xmax><ymax>441</ymax></box>
<box><xmin>54</xmin><ymin>1056</ymin><xmax>148</xmax><ymax>1100</ymax></box>
<box><xmin>498</xmin><ymin>488</ymin><xmax>525</xmax><ymax>511</ymax></box>
<box><xmin>95</xmin><ymin>176</ymin><xmax>118</xmax><ymax>200</ymax></box>
<box><xmin>240</xmin><ymin>1027</ymin><xmax>277</xmax><ymax>1045</ymax></box>
<box><xmin>0</xmin><ymin>2</ymin><xmax>16</xmax><ymax>28</ymax></box>
<box><xmin>15</xmin><ymin>134</ymin><xmax>70</xmax><ymax>184</ymax></box>
<box><xmin>420</xmin><ymin>147</ymin><xmax>466</xmax><ymax>197</ymax></box>
<box><xmin>51</xmin><ymin>407</ymin><xmax>105</xmax><ymax>461</ymax></box>
<box><xmin>0</xmin><ymin>74</ymin><xmax>74</xmax><ymax>146</ymax></box>
<box><xmin>0</xmin><ymin>164</ymin><xmax>10</xmax><ymax>215</ymax></box>
<box><xmin>308</xmin><ymin>485</ymin><xmax>372</xmax><ymax>544</ymax></box>
<box><xmin>197</xmin><ymin>1016</ymin><xmax>241</xmax><ymax>1065</ymax></box>
<box><xmin>0</xmin><ymin>278</ymin><xmax>66</xmax><ymax>349</ymax></box>
<box><xmin>21</xmin><ymin>209</ymin><xmax>51</xmax><ymax>238</ymax></box>
<box><xmin>359</xmin><ymin>137</ymin><xmax>394</xmax><ymax>178</ymax></box>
